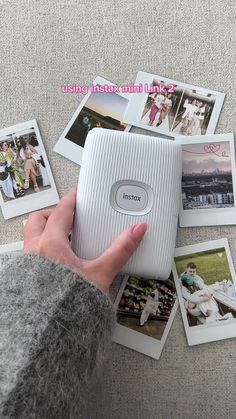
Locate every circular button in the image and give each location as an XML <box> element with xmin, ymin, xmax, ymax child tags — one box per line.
<box><xmin>116</xmin><ymin>184</ymin><xmax>148</xmax><ymax>211</ymax></box>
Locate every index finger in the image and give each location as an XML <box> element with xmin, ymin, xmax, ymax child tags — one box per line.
<box><xmin>24</xmin><ymin>209</ymin><xmax>54</xmax><ymax>241</ymax></box>
<box><xmin>46</xmin><ymin>186</ymin><xmax>77</xmax><ymax>236</ymax></box>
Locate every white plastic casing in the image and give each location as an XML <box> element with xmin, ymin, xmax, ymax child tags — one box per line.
<box><xmin>72</xmin><ymin>128</ymin><xmax>182</xmax><ymax>279</ymax></box>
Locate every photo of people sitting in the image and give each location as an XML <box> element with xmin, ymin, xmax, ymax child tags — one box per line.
<box><xmin>141</xmin><ymin>81</ymin><xmax>215</xmax><ymax>136</ymax></box>
<box><xmin>0</xmin><ymin>131</ymin><xmax>51</xmax><ymax>202</ymax></box>
<box><xmin>178</xmin><ymin>259</ymin><xmax>236</xmax><ymax>327</ymax></box>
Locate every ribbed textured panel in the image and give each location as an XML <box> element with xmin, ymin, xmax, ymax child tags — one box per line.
<box><xmin>72</xmin><ymin>128</ymin><xmax>182</xmax><ymax>279</ymax></box>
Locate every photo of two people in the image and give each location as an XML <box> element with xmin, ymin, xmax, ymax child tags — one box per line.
<box><xmin>175</xmin><ymin>247</ymin><xmax>236</xmax><ymax>328</ymax></box>
<box><xmin>0</xmin><ymin>129</ymin><xmax>51</xmax><ymax>203</ymax></box>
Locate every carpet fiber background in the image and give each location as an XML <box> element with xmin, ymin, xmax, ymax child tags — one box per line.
<box><xmin>1</xmin><ymin>1</ymin><xmax>236</xmax><ymax>418</ymax></box>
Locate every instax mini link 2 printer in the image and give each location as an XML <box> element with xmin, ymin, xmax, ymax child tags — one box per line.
<box><xmin>72</xmin><ymin>128</ymin><xmax>182</xmax><ymax>279</ymax></box>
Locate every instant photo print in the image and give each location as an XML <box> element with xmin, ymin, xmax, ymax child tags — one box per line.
<box><xmin>173</xmin><ymin>238</ymin><xmax>236</xmax><ymax>346</ymax></box>
<box><xmin>72</xmin><ymin>128</ymin><xmax>182</xmax><ymax>278</ymax></box>
<box><xmin>176</xmin><ymin>133</ymin><xmax>236</xmax><ymax>227</ymax></box>
<box><xmin>124</xmin><ymin>71</ymin><xmax>225</xmax><ymax>138</ymax></box>
<box><xmin>54</xmin><ymin>76</ymin><xmax>131</xmax><ymax>165</ymax></box>
<box><xmin>0</xmin><ymin>120</ymin><xmax>59</xmax><ymax>220</ymax></box>
<box><xmin>113</xmin><ymin>273</ymin><xmax>178</xmax><ymax>360</ymax></box>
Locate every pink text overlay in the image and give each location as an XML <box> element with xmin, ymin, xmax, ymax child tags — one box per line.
<box><xmin>61</xmin><ymin>83</ymin><xmax>176</xmax><ymax>95</ymax></box>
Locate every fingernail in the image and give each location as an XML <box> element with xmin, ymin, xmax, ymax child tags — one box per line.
<box><xmin>131</xmin><ymin>223</ymin><xmax>148</xmax><ymax>241</ymax></box>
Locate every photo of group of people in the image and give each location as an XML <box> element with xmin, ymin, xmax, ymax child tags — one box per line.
<box><xmin>124</xmin><ymin>71</ymin><xmax>225</xmax><ymax>138</ymax></box>
<box><xmin>113</xmin><ymin>274</ymin><xmax>178</xmax><ymax>359</ymax></box>
<box><xmin>0</xmin><ymin>130</ymin><xmax>50</xmax><ymax>202</ymax></box>
<box><xmin>173</xmin><ymin>239</ymin><xmax>236</xmax><ymax>345</ymax></box>
<box><xmin>142</xmin><ymin>84</ymin><xmax>215</xmax><ymax>136</ymax></box>
<box><xmin>0</xmin><ymin>120</ymin><xmax>59</xmax><ymax>220</ymax></box>
<box><xmin>54</xmin><ymin>76</ymin><xmax>130</xmax><ymax>165</ymax></box>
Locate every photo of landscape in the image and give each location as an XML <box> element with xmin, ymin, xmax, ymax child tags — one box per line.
<box><xmin>65</xmin><ymin>91</ymin><xmax>129</xmax><ymax>147</ymax></box>
<box><xmin>181</xmin><ymin>141</ymin><xmax>234</xmax><ymax>210</ymax></box>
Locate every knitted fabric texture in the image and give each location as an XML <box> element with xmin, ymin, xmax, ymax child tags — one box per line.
<box><xmin>0</xmin><ymin>254</ymin><xmax>116</xmax><ymax>418</ymax></box>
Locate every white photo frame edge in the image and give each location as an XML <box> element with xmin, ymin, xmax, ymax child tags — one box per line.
<box><xmin>0</xmin><ymin>241</ymin><xmax>23</xmax><ymax>253</ymax></box>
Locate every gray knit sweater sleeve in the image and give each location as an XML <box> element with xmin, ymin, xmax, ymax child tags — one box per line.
<box><xmin>0</xmin><ymin>253</ymin><xmax>116</xmax><ymax>419</ymax></box>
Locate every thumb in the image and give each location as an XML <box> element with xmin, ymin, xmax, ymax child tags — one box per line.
<box><xmin>96</xmin><ymin>223</ymin><xmax>148</xmax><ymax>281</ymax></box>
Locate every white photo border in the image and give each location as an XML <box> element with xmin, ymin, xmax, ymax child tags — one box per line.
<box><xmin>175</xmin><ymin>133</ymin><xmax>236</xmax><ymax>227</ymax></box>
<box><xmin>54</xmin><ymin>76</ymin><xmax>131</xmax><ymax>165</ymax></box>
<box><xmin>0</xmin><ymin>120</ymin><xmax>59</xmax><ymax>220</ymax></box>
<box><xmin>0</xmin><ymin>241</ymin><xmax>23</xmax><ymax>268</ymax></box>
<box><xmin>112</xmin><ymin>274</ymin><xmax>178</xmax><ymax>360</ymax></box>
<box><xmin>0</xmin><ymin>241</ymin><xmax>23</xmax><ymax>254</ymax></box>
<box><xmin>173</xmin><ymin>238</ymin><xmax>236</xmax><ymax>346</ymax></box>
<box><xmin>123</xmin><ymin>71</ymin><xmax>225</xmax><ymax>137</ymax></box>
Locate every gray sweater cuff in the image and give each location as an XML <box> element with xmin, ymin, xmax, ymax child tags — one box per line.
<box><xmin>0</xmin><ymin>253</ymin><xmax>116</xmax><ymax>419</ymax></box>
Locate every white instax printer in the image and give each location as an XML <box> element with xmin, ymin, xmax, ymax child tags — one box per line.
<box><xmin>72</xmin><ymin>128</ymin><xmax>182</xmax><ymax>279</ymax></box>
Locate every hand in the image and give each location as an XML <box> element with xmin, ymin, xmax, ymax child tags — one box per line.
<box><xmin>24</xmin><ymin>187</ymin><xmax>148</xmax><ymax>293</ymax></box>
